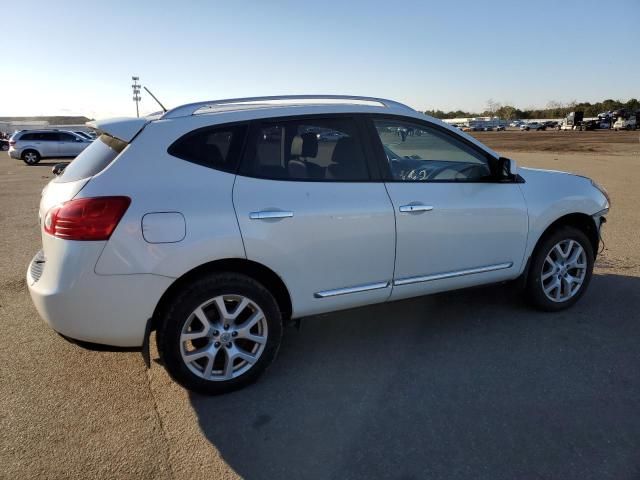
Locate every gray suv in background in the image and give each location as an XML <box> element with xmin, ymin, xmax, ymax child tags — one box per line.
<box><xmin>8</xmin><ymin>130</ymin><xmax>92</xmax><ymax>165</ymax></box>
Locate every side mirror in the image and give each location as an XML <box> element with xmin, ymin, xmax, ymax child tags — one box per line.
<box><xmin>52</xmin><ymin>163</ymin><xmax>68</xmax><ymax>176</ymax></box>
<box><xmin>497</xmin><ymin>157</ymin><xmax>518</xmax><ymax>180</ymax></box>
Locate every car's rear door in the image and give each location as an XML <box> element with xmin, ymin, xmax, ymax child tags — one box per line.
<box><xmin>367</xmin><ymin>115</ymin><xmax>528</xmax><ymax>301</ymax></box>
<box><xmin>233</xmin><ymin>115</ymin><xmax>396</xmax><ymax>318</ymax></box>
<box><xmin>35</xmin><ymin>131</ymin><xmax>59</xmax><ymax>157</ymax></box>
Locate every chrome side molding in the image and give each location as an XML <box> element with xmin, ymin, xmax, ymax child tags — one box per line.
<box><xmin>315</xmin><ymin>281</ymin><xmax>390</xmax><ymax>298</ymax></box>
<box><xmin>394</xmin><ymin>262</ymin><xmax>513</xmax><ymax>286</ymax></box>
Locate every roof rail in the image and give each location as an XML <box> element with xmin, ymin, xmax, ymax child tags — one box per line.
<box><xmin>161</xmin><ymin>95</ymin><xmax>415</xmax><ymax>119</ymax></box>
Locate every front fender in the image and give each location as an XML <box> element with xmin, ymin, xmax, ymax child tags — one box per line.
<box><xmin>518</xmin><ymin>167</ymin><xmax>608</xmax><ymax>261</ymax></box>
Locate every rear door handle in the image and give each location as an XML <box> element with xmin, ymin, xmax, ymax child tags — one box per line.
<box><xmin>399</xmin><ymin>204</ymin><xmax>433</xmax><ymax>213</ymax></box>
<box><xmin>249</xmin><ymin>210</ymin><xmax>294</xmax><ymax>220</ymax></box>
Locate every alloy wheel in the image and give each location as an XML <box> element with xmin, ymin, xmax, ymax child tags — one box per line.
<box><xmin>541</xmin><ymin>239</ymin><xmax>587</xmax><ymax>302</ymax></box>
<box><xmin>180</xmin><ymin>294</ymin><xmax>268</xmax><ymax>381</ymax></box>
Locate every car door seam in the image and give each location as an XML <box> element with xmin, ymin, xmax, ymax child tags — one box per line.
<box><xmin>231</xmin><ymin>174</ymin><xmax>248</xmax><ymax>259</ymax></box>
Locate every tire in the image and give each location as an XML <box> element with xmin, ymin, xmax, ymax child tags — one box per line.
<box><xmin>157</xmin><ymin>272</ymin><xmax>283</xmax><ymax>395</ymax></box>
<box><xmin>526</xmin><ymin>226</ymin><xmax>594</xmax><ymax>311</ymax></box>
<box><xmin>21</xmin><ymin>150</ymin><xmax>41</xmax><ymax>165</ymax></box>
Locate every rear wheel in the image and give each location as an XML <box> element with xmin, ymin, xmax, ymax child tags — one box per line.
<box><xmin>157</xmin><ymin>273</ymin><xmax>283</xmax><ymax>394</ymax></box>
<box><xmin>526</xmin><ymin>226</ymin><xmax>594</xmax><ymax>311</ymax></box>
<box><xmin>22</xmin><ymin>150</ymin><xmax>41</xmax><ymax>165</ymax></box>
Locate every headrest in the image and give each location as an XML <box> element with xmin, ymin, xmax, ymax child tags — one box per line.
<box><xmin>290</xmin><ymin>135</ymin><xmax>303</xmax><ymax>157</ymax></box>
<box><xmin>331</xmin><ymin>136</ymin><xmax>355</xmax><ymax>164</ymax></box>
<box><xmin>300</xmin><ymin>132</ymin><xmax>318</xmax><ymax>158</ymax></box>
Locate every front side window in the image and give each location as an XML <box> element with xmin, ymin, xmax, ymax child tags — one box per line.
<box><xmin>241</xmin><ymin>117</ymin><xmax>369</xmax><ymax>181</ymax></box>
<box><xmin>58</xmin><ymin>132</ymin><xmax>77</xmax><ymax>142</ymax></box>
<box><xmin>373</xmin><ymin>119</ymin><xmax>492</xmax><ymax>182</ymax></box>
<box><xmin>168</xmin><ymin>124</ymin><xmax>247</xmax><ymax>172</ymax></box>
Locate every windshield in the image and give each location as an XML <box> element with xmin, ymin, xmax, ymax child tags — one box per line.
<box><xmin>54</xmin><ymin>134</ymin><xmax>127</xmax><ymax>183</ymax></box>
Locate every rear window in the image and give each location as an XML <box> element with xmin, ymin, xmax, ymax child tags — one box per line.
<box><xmin>55</xmin><ymin>134</ymin><xmax>126</xmax><ymax>183</ymax></box>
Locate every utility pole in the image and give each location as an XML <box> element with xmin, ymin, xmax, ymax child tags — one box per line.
<box><xmin>131</xmin><ymin>76</ymin><xmax>141</xmax><ymax>117</ymax></box>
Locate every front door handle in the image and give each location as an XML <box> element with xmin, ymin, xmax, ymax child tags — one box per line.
<box><xmin>399</xmin><ymin>204</ymin><xmax>434</xmax><ymax>213</ymax></box>
<box><xmin>249</xmin><ymin>210</ymin><xmax>294</xmax><ymax>220</ymax></box>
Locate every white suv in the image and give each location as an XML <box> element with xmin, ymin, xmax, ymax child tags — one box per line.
<box><xmin>27</xmin><ymin>95</ymin><xmax>610</xmax><ymax>394</ymax></box>
<box><xmin>8</xmin><ymin>129</ymin><xmax>92</xmax><ymax>164</ymax></box>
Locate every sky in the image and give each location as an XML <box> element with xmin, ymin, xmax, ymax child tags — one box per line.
<box><xmin>2</xmin><ymin>0</ymin><xmax>639</xmax><ymax>118</ymax></box>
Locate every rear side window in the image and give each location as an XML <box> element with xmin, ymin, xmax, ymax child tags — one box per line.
<box><xmin>240</xmin><ymin>117</ymin><xmax>370</xmax><ymax>181</ymax></box>
<box><xmin>55</xmin><ymin>134</ymin><xmax>126</xmax><ymax>183</ymax></box>
<box><xmin>18</xmin><ymin>132</ymin><xmax>57</xmax><ymax>141</ymax></box>
<box><xmin>41</xmin><ymin>132</ymin><xmax>60</xmax><ymax>141</ymax></box>
<box><xmin>167</xmin><ymin>124</ymin><xmax>247</xmax><ymax>173</ymax></box>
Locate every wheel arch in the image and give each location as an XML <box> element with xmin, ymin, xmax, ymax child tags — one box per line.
<box><xmin>21</xmin><ymin>147</ymin><xmax>41</xmax><ymax>158</ymax></box>
<box><xmin>521</xmin><ymin>212</ymin><xmax>599</xmax><ymax>284</ymax></box>
<box><xmin>151</xmin><ymin>258</ymin><xmax>293</xmax><ymax>332</ymax></box>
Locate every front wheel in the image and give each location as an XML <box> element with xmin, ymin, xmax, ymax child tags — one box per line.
<box><xmin>157</xmin><ymin>273</ymin><xmax>283</xmax><ymax>394</ymax></box>
<box><xmin>526</xmin><ymin>226</ymin><xmax>594</xmax><ymax>311</ymax></box>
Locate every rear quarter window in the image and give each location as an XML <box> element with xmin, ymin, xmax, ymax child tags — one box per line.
<box><xmin>55</xmin><ymin>134</ymin><xmax>126</xmax><ymax>183</ymax></box>
<box><xmin>167</xmin><ymin>124</ymin><xmax>247</xmax><ymax>173</ymax></box>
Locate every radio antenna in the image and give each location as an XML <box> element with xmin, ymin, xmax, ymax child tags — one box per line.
<box><xmin>143</xmin><ymin>86</ymin><xmax>167</xmax><ymax>112</ymax></box>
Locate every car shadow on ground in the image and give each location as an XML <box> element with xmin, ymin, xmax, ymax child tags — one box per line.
<box><xmin>189</xmin><ymin>274</ymin><xmax>640</xmax><ymax>480</ymax></box>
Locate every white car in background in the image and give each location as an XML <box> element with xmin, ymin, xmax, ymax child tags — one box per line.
<box><xmin>27</xmin><ymin>95</ymin><xmax>610</xmax><ymax>394</ymax></box>
<box><xmin>520</xmin><ymin>122</ymin><xmax>545</xmax><ymax>131</ymax></box>
<box><xmin>613</xmin><ymin>117</ymin><xmax>637</xmax><ymax>131</ymax></box>
<box><xmin>8</xmin><ymin>129</ymin><xmax>92</xmax><ymax>164</ymax></box>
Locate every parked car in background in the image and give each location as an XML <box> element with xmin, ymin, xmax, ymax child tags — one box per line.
<box><xmin>483</xmin><ymin>126</ymin><xmax>494</xmax><ymax>131</ymax></box>
<box><xmin>613</xmin><ymin>117</ymin><xmax>637</xmax><ymax>131</ymax></box>
<box><xmin>495</xmin><ymin>125</ymin><xmax>506</xmax><ymax>131</ymax></box>
<box><xmin>580</xmin><ymin>120</ymin><xmax>600</xmax><ymax>131</ymax></box>
<box><xmin>27</xmin><ymin>95</ymin><xmax>610</xmax><ymax>394</ymax></box>
<box><xmin>520</xmin><ymin>122</ymin><xmax>545</xmax><ymax>131</ymax></box>
<box><xmin>74</xmin><ymin>131</ymin><xmax>95</xmax><ymax>141</ymax></box>
<box><xmin>0</xmin><ymin>138</ymin><xmax>9</xmax><ymax>151</ymax></box>
<box><xmin>543</xmin><ymin>121</ymin><xmax>558</xmax><ymax>129</ymax></box>
<box><xmin>8</xmin><ymin>130</ymin><xmax>91</xmax><ymax>165</ymax></box>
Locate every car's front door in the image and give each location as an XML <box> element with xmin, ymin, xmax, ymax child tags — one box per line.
<box><xmin>233</xmin><ymin>115</ymin><xmax>396</xmax><ymax>318</ymax></box>
<box><xmin>58</xmin><ymin>132</ymin><xmax>85</xmax><ymax>157</ymax></box>
<box><xmin>368</xmin><ymin>116</ymin><xmax>529</xmax><ymax>301</ymax></box>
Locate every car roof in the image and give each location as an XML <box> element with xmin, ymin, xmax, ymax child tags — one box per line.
<box><xmin>160</xmin><ymin>95</ymin><xmax>416</xmax><ymax>119</ymax></box>
<box><xmin>90</xmin><ymin>95</ymin><xmax>502</xmax><ymax>159</ymax></box>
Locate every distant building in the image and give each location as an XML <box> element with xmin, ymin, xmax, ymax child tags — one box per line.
<box><xmin>0</xmin><ymin>120</ymin><xmax>93</xmax><ymax>135</ymax></box>
<box><xmin>0</xmin><ymin>120</ymin><xmax>49</xmax><ymax>134</ymax></box>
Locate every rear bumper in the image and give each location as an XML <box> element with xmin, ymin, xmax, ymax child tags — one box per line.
<box><xmin>27</xmin><ymin>244</ymin><xmax>173</xmax><ymax>347</ymax></box>
<box><xmin>8</xmin><ymin>148</ymin><xmax>20</xmax><ymax>159</ymax></box>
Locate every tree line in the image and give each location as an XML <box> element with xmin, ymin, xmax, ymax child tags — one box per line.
<box><xmin>425</xmin><ymin>98</ymin><xmax>640</xmax><ymax>120</ymax></box>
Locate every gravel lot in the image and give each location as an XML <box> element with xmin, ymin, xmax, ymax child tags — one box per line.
<box><xmin>1</xmin><ymin>130</ymin><xmax>639</xmax><ymax>479</ymax></box>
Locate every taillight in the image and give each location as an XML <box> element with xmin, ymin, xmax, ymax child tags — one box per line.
<box><xmin>9</xmin><ymin>140</ymin><xmax>15</xmax><ymax>145</ymax></box>
<box><xmin>44</xmin><ymin>196</ymin><xmax>131</xmax><ymax>241</ymax></box>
